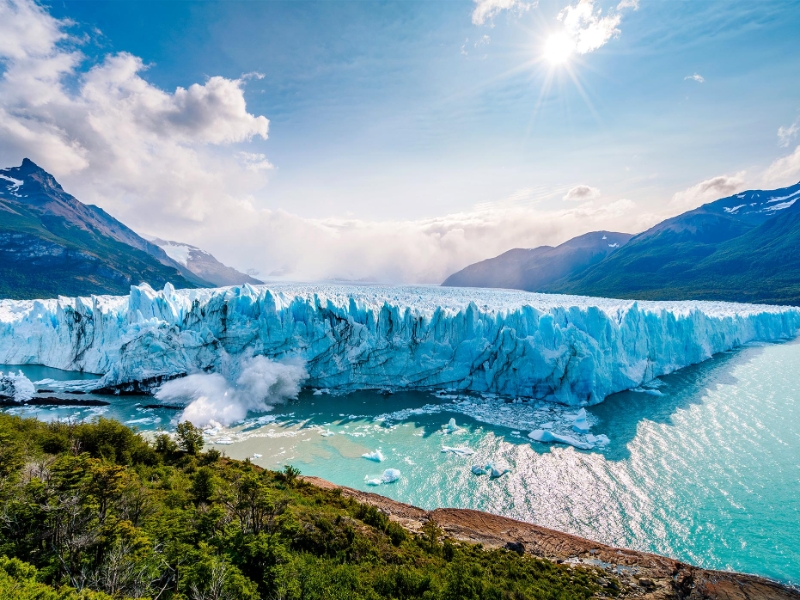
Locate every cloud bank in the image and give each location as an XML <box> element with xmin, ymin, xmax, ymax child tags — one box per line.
<box><xmin>778</xmin><ymin>118</ymin><xmax>799</xmax><ymax>148</ymax></box>
<box><xmin>472</xmin><ymin>0</ymin><xmax>533</xmax><ymax>26</ymax></box>
<box><xmin>669</xmin><ymin>173</ymin><xmax>746</xmax><ymax>211</ymax></box>
<box><xmin>558</xmin><ymin>0</ymin><xmax>622</xmax><ymax>55</ymax></box>
<box><xmin>563</xmin><ymin>185</ymin><xmax>600</xmax><ymax>201</ymax></box>
<box><xmin>0</xmin><ymin>0</ymin><xmax>270</xmax><ymax>228</ymax></box>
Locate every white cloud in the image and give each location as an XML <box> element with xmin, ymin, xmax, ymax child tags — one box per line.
<box><xmin>669</xmin><ymin>173</ymin><xmax>746</xmax><ymax>211</ymax></box>
<box><xmin>684</xmin><ymin>73</ymin><xmax>705</xmax><ymax>83</ymax></box>
<box><xmin>778</xmin><ymin>118</ymin><xmax>799</xmax><ymax>148</ymax></box>
<box><xmin>616</xmin><ymin>0</ymin><xmax>639</xmax><ymax>9</ymax></box>
<box><xmin>563</xmin><ymin>185</ymin><xmax>600</xmax><ymax>201</ymax></box>
<box><xmin>237</xmin><ymin>152</ymin><xmax>274</xmax><ymax>172</ymax></box>
<box><xmin>558</xmin><ymin>0</ymin><xmax>622</xmax><ymax>54</ymax></box>
<box><xmin>0</xmin><ymin>0</ymin><xmax>270</xmax><ymax>228</ymax></box>
<box><xmin>763</xmin><ymin>145</ymin><xmax>800</xmax><ymax>188</ymax></box>
<box><xmin>472</xmin><ymin>0</ymin><xmax>533</xmax><ymax>26</ymax></box>
<box><xmin>196</xmin><ymin>198</ymin><xmax>646</xmax><ymax>284</ymax></box>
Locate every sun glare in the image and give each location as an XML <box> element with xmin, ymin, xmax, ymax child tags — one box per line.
<box><xmin>544</xmin><ymin>32</ymin><xmax>575</xmax><ymax>65</ymax></box>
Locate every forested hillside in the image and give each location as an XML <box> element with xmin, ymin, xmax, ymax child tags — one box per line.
<box><xmin>0</xmin><ymin>414</ymin><xmax>609</xmax><ymax>599</ymax></box>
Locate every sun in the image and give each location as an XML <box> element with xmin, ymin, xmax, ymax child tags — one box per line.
<box><xmin>543</xmin><ymin>32</ymin><xmax>575</xmax><ymax>65</ymax></box>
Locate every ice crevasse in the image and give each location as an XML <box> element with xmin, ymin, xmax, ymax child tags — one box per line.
<box><xmin>1</xmin><ymin>282</ymin><xmax>799</xmax><ymax>407</ymax></box>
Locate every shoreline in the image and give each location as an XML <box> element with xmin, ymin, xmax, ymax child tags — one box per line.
<box><xmin>302</xmin><ymin>475</ymin><xmax>800</xmax><ymax>600</ymax></box>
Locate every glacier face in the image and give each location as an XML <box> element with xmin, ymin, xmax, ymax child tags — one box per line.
<box><xmin>1</xmin><ymin>283</ymin><xmax>799</xmax><ymax>406</ymax></box>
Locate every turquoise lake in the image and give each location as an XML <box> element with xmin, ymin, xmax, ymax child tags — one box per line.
<box><xmin>3</xmin><ymin>338</ymin><xmax>800</xmax><ymax>585</ymax></box>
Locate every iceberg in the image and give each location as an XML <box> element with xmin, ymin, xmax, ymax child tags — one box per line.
<box><xmin>572</xmin><ymin>408</ymin><xmax>591</xmax><ymax>433</ymax></box>
<box><xmin>366</xmin><ymin>468</ymin><xmax>401</xmax><ymax>485</ymax></box>
<box><xmin>362</xmin><ymin>449</ymin><xmax>385</xmax><ymax>462</ymax></box>
<box><xmin>487</xmin><ymin>462</ymin><xmax>510</xmax><ymax>478</ymax></box>
<box><xmin>442</xmin><ymin>418</ymin><xmax>462</xmax><ymax>434</ymax></box>
<box><xmin>441</xmin><ymin>445</ymin><xmax>475</xmax><ymax>456</ymax></box>
<box><xmin>529</xmin><ymin>429</ymin><xmax>594</xmax><ymax>450</ymax></box>
<box><xmin>0</xmin><ymin>283</ymin><xmax>798</xmax><ymax>408</ymax></box>
<box><xmin>471</xmin><ymin>465</ymin><xmax>487</xmax><ymax>475</ymax></box>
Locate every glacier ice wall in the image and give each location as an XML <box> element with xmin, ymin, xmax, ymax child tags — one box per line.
<box><xmin>1</xmin><ymin>283</ymin><xmax>799</xmax><ymax>406</ymax></box>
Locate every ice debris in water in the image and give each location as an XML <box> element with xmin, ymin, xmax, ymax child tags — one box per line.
<box><xmin>441</xmin><ymin>446</ymin><xmax>475</xmax><ymax>456</ymax></box>
<box><xmin>4</xmin><ymin>283</ymin><xmax>797</xmax><ymax>410</ymax></box>
<box><xmin>366</xmin><ymin>468</ymin><xmax>401</xmax><ymax>485</ymax></box>
<box><xmin>252</xmin><ymin>453</ymin><xmax>263</xmax><ymax>459</ymax></box>
<box><xmin>586</xmin><ymin>434</ymin><xmax>610</xmax><ymax>447</ymax></box>
<box><xmin>529</xmin><ymin>429</ymin><xmax>594</xmax><ymax>450</ymax></box>
<box><xmin>471</xmin><ymin>462</ymin><xmax>509</xmax><ymax>478</ymax></box>
<box><xmin>442</xmin><ymin>418</ymin><xmax>462</xmax><ymax>434</ymax></box>
<box><xmin>572</xmin><ymin>408</ymin><xmax>591</xmax><ymax>433</ymax></box>
<box><xmin>362</xmin><ymin>450</ymin><xmax>385</xmax><ymax>462</ymax></box>
<box><xmin>488</xmin><ymin>463</ymin><xmax>510</xmax><ymax>478</ymax></box>
<box><xmin>0</xmin><ymin>371</ymin><xmax>35</xmax><ymax>402</ymax></box>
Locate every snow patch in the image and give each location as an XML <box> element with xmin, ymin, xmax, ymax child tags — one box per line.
<box><xmin>160</xmin><ymin>243</ymin><xmax>193</xmax><ymax>266</ymax></box>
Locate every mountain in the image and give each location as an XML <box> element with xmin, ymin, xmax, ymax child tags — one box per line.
<box><xmin>0</xmin><ymin>158</ymin><xmax>213</xmax><ymax>300</ymax></box>
<box><xmin>550</xmin><ymin>182</ymin><xmax>800</xmax><ymax>304</ymax></box>
<box><xmin>442</xmin><ymin>231</ymin><xmax>634</xmax><ymax>291</ymax></box>
<box><xmin>443</xmin><ymin>182</ymin><xmax>800</xmax><ymax>305</ymax></box>
<box><xmin>150</xmin><ymin>238</ymin><xmax>263</xmax><ymax>287</ymax></box>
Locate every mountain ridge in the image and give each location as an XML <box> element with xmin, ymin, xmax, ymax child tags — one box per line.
<box><xmin>443</xmin><ymin>182</ymin><xmax>800</xmax><ymax>305</ymax></box>
<box><xmin>150</xmin><ymin>237</ymin><xmax>263</xmax><ymax>287</ymax></box>
<box><xmin>0</xmin><ymin>158</ymin><xmax>213</xmax><ymax>299</ymax></box>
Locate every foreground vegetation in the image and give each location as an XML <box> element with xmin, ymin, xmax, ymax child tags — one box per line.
<box><xmin>0</xmin><ymin>414</ymin><xmax>613</xmax><ymax>599</ymax></box>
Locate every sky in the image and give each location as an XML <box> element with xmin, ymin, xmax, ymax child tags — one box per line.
<box><xmin>1</xmin><ymin>0</ymin><xmax>800</xmax><ymax>283</ymax></box>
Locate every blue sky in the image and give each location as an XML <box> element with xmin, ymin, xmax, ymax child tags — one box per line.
<box><xmin>2</xmin><ymin>0</ymin><xmax>800</xmax><ymax>281</ymax></box>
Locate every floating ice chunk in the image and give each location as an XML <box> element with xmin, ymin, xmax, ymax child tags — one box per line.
<box><xmin>215</xmin><ymin>437</ymin><xmax>233</xmax><ymax>445</ymax></box>
<box><xmin>471</xmin><ymin>465</ymin><xmax>487</xmax><ymax>475</ymax></box>
<box><xmin>572</xmin><ymin>408</ymin><xmax>591</xmax><ymax>433</ymax></box>
<box><xmin>529</xmin><ymin>429</ymin><xmax>593</xmax><ymax>450</ymax></box>
<box><xmin>313</xmin><ymin>388</ymin><xmax>330</xmax><ymax>396</ymax></box>
<box><xmin>366</xmin><ymin>468</ymin><xmax>401</xmax><ymax>485</ymax></box>
<box><xmin>441</xmin><ymin>446</ymin><xmax>475</xmax><ymax>456</ymax></box>
<box><xmin>539</xmin><ymin>422</ymin><xmax>554</xmax><ymax>429</ymax></box>
<box><xmin>362</xmin><ymin>449</ymin><xmax>385</xmax><ymax>462</ymax></box>
<box><xmin>631</xmin><ymin>387</ymin><xmax>664</xmax><ymax>396</ymax></box>
<box><xmin>252</xmin><ymin>453</ymin><xmax>262</xmax><ymax>459</ymax></box>
<box><xmin>0</xmin><ymin>371</ymin><xmax>35</xmax><ymax>402</ymax></box>
<box><xmin>442</xmin><ymin>418</ymin><xmax>462</xmax><ymax>434</ymax></box>
<box><xmin>487</xmin><ymin>463</ymin><xmax>510</xmax><ymax>478</ymax></box>
<box><xmin>595</xmin><ymin>434</ymin><xmax>610</xmax><ymax>446</ymax></box>
<box><xmin>320</xmin><ymin>430</ymin><xmax>335</xmax><ymax>437</ymax></box>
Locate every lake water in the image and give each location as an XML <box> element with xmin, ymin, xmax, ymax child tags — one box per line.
<box><xmin>2</xmin><ymin>338</ymin><xmax>800</xmax><ymax>585</ymax></box>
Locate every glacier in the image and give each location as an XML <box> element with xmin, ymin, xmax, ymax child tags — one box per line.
<box><xmin>1</xmin><ymin>282</ymin><xmax>799</xmax><ymax>407</ymax></box>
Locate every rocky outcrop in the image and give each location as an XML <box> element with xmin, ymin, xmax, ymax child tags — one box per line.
<box><xmin>306</xmin><ymin>476</ymin><xmax>800</xmax><ymax>600</ymax></box>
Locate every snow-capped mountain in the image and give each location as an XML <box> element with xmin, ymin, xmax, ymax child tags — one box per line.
<box><xmin>0</xmin><ymin>159</ymin><xmax>212</xmax><ymax>299</ymax></box>
<box><xmin>443</xmin><ymin>182</ymin><xmax>800</xmax><ymax>305</ymax></box>
<box><xmin>150</xmin><ymin>238</ymin><xmax>262</xmax><ymax>287</ymax></box>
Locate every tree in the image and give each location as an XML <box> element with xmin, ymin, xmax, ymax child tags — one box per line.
<box><xmin>176</xmin><ymin>421</ymin><xmax>204</xmax><ymax>456</ymax></box>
